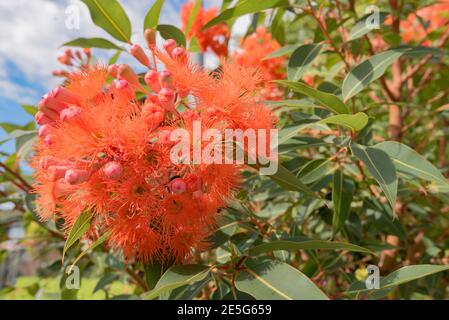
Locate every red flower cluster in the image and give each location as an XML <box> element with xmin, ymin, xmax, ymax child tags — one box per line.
<box><xmin>32</xmin><ymin>36</ymin><xmax>274</xmax><ymax>263</ymax></box>
<box><xmin>233</xmin><ymin>27</ymin><xmax>286</xmax><ymax>101</ymax></box>
<box><xmin>181</xmin><ymin>1</ymin><xmax>230</xmax><ymax>57</ymax></box>
<box><xmin>388</xmin><ymin>1</ymin><xmax>449</xmax><ymax>45</ymax></box>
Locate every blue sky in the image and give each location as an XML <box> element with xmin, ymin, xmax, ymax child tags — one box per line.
<box><xmin>0</xmin><ymin>0</ymin><xmax>249</xmax><ymax>154</ymax></box>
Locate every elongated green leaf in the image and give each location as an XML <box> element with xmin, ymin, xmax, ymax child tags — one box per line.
<box><xmin>236</xmin><ymin>260</ymin><xmax>328</xmax><ymax>300</ymax></box>
<box><xmin>332</xmin><ymin>170</ymin><xmax>354</xmax><ymax>235</ymax></box>
<box><xmin>21</xmin><ymin>105</ymin><xmax>38</xmax><ymax>116</ymax></box>
<box><xmin>203</xmin><ymin>0</ymin><xmax>289</xmax><ymax>30</ymax></box>
<box><xmin>350</xmin><ymin>142</ymin><xmax>397</xmax><ymax>212</ymax></box>
<box><xmin>62</xmin><ymin>37</ymin><xmax>122</xmax><ymax>50</ymax></box>
<box><xmin>143</xmin><ymin>264</ymin><xmax>211</xmax><ymax>300</ymax></box>
<box><xmin>143</xmin><ymin>0</ymin><xmax>165</xmax><ymax>30</ymax></box>
<box><xmin>278</xmin><ymin>119</ymin><xmax>319</xmax><ymax>144</ymax></box>
<box><xmin>62</xmin><ymin>211</ymin><xmax>94</xmax><ymax>263</ymax></box>
<box><xmin>68</xmin><ymin>231</ymin><xmax>111</xmax><ymax>272</ymax></box>
<box><xmin>185</xmin><ymin>0</ymin><xmax>201</xmax><ymax>36</ymax></box>
<box><xmin>342</xmin><ymin>49</ymin><xmax>406</xmax><ymax>101</ymax></box>
<box><xmin>288</xmin><ymin>44</ymin><xmax>322</xmax><ymax>81</ymax></box>
<box><xmin>374</xmin><ymin>141</ymin><xmax>449</xmax><ymax>189</ymax></box>
<box><xmin>348</xmin><ymin>264</ymin><xmax>449</xmax><ymax>294</ymax></box>
<box><xmin>319</xmin><ymin>112</ymin><xmax>369</xmax><ymax>132</ymax></box>
<box><xmin>275</xmin><ymin>80</ymin><xmax>349</xmax><ymax>114</ymax></box>
<box><xmin>81</xmin><ymin>0</ymin><xmax>131</xmax><ymax>43</ymax></box>
<box><xmin>157</xmin><ymin>24</ymin><xmax>186</xmax><ymax>47</ymax></box>
<box><xmin>249</xmin><ymin>239</ymin><xmax>373</xmax><ymax>255</ymax></box>
<box><xmin>348</xmin><ymin>12</ymin><xmax>389</xmax><ymax>41</ymax></box>
<box><xmin>269</xmin><ymin>164</ymin><xmax>319</xmax><ymax>198</ymax></box>
<box><xmin>297</xmin><ymin>158</ymin><xmax>334</xmax><ymax>184</ymax></box>
<box><xmin>263</xmin><ymin>45</ymin><xmax>297</xmax><ymax>60</ymax></box>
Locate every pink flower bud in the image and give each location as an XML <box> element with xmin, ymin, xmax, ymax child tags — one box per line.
<box><xmin>64</xmin><ymin>169</ymin><xmax>90</xmax><ymax>184</ymax></box>
<box><xmin>142</xmin><ymin>103</ymin><xmax>165</xmax><ymax>129</ymax></box>
<box><xmin>116</xmin><ymin>80</ymin><xmax>135</xmax><ymax>99</ymax></box>
<box><xmin>35</xmin><ymin>111</ymin><xmax>52</xmax><ymax>125</ymax></box>
<box><xmin>48</xmin><ymin>165</ymin><xmax>70</xmax><ymax>181</ymax></box>
<box><xmin>158</xmin><ymin>88</ymin><xmax>176</xmax><ymax>113</ymax></box>
<box><xmin>103</xmin><ymin>161</ymin><xmax>123</xmax><ymax>180</ymax></box>
<box><xmin>117</xmin><ymin>64</ymin><xmax>140</xmax><ymax>87</ymax></box>
<box><xmin>163</xmin><ymin>39</ymin><xmax>177</xmax><ymax>55</ymax></box>
<box><xmin>52</xmin><ymin>87</ymin><xmax>79</xmax><ymax>105</ymax></box>
<box><xmin>178</xmin><ymin>88</ymin><xmax>190</xmax><ymax>99</ymax></box>
<box><xmin>170</xmin><ymin>178</ymin><xmax>186</xmax><ymax>194</ymax></box>
<box><xmin>144</xmin><ymin>29</ymin><xmax>156</xmax><ymax>48</ymax></box>
<box><xmin>144</xmin><ymin>70</ymin><xmax>161</xmax><ymax>93</ymax></box>
<box><xmin>44</xmin><ymin>135</ymin><xmax>53</xmax><ymax>146</ymax></box>
<box><xmin>159</xmin><ymin>70</ymin><xmax>173</xmax><ymax>89</ymax></box>
<box><xmin>172</xmin><ymin>47</ymin><xmax>187</xmax><ymax>61</ymax></box>
<box><xmin>60</xmin><ymin>106</ymin><xmax>81</xmax><ymax>121</ymax></box>
<box><xmin>108</xmin><ymin>64</ymin><xmax>119</xmax><ymax>78</ymax></box>
<box><xmin>130</xmin><ymin>44</ymin><xmax>150</xmax><ymax>68</ymax></box>
<box><xmin>38</xmin><ymin>124</ymin><xmax>52</xmax><ymax>138</ymax></box>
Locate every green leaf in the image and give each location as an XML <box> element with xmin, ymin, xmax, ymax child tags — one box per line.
<box><xmin>348</xmin><ymin>264</ymin><xmax>449</xmax><ymax>294</ymax></box>
<box><xmin>249</xmin><ymin>239</ymin><xmax>373</xmax><ymax>255</ymax></box>
<box><xmin>332</xmin><ymin>170</ymin><xmax>354</xmax><ymax>235</ymax></box>
<box><xmin>81</xmin><ymin>0</ymin><xmax>132</xmax><ymax>43</ymax></box>
<box><xmin>348</xmin><ymin>12</ymin><xmax>389</xmax><ymax>41</ymax></box>
<box><xmin>263</xmin><ymin>44</ymin><xmax>297</xmax><ymax>60</ymax></box>
<box><xmin>350</xmin><ymin>142</ymin><xmax>397</xmax><ymax>212</ymax></box>
<box><xmin>108</xmin><ymin>51</ymin><xmax>121</xmax><ymax>65</ymax></box>
<box><xmin>318</xmin><ymin>112</ymin><xmax>369</xmax><ymax>132</ymax></box>
<box><xmin>374</xmin><ymin>141</ymin><xmax>449</xmax><ymax>190</ymax></box>
<box><xmin>143</xmin><ymin>264</ymin><xmax>211</xmax><ymax>300</ymax></box>
<box><xmin>184</xmin><ymin>0</ymin><xmax>202</xmax><ymax>36</ymax></box>
<box><xmin>156</xmin><ymin>24</ymin><xmax>186</xmax><ymax>47</ymax></box>
<box><xmin>269</xmin><ymin>164</ymin><xmax>319</xmax><ymax>198</ymax></box>
<box><xmin>288</xmin><ymin>43</ymin><xmax>322</xmax><ymax>81</ymax></box>
<box><xmin>297</xmin><ymin>158</ymin><xmax>334</xmax><ymax>184</ymax></box>
<box><xmin>236</xmin><ymin>260</ymin><xmax>328</xmax><ymax>300</ymax></box>
<box><xmin>21</xmin><ymin>105</ymin><xmax>38</xmax><ymax>116</ymax></box>
<box><xmin>93</xmin><ymin>273</ymin><xmax>119</xmax><ymax>293</ymax></box>
<box><xmin>62</xmin><ymin>211</ymin><xmax>94</xmax><ymax>263</ymax></box>
<box><xmin>0</xmin><ymin>129</ymin><xmax>36</xmax><ymax>145</ymax></box>
<box><xmin>143</xmin><ymin>0</ymin><xmax>164</xmax><ymax>31</ymax></box>
<box><xmin>68</xmin><ymin>231</ymin><xmax>111</xmax><ymax>272</ymax></box>
<box><xmin>203</xmin><ymin>0</ymin><xmax>289</xmax><ymax>30</ymax></box>
<box><xmin>342</xmin><ymin>49</ymin><xmax>406</xmax><ymax>101</ymax></box>
<box><xmin>275</xmin><ymin>80</ymin><xmax>349</xmax><ymax>114</ymax></box>
<box><xmin>62</xmin><ymin>37</ymin><xmax>122</xmax><ymax>50</ymax></box>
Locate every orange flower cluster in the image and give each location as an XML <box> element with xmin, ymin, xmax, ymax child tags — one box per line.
<box><xmin>395</xmin><ymin>1</ymin><xmax>449</xmax><ymax>45</ymax></box>
<box><xmin>32</xmin><ymin>37</ymin><xmax>274</xmax><ymax>263</ymax></box>
<box><xmin>181</xmin><ymin>1</ymin><xmax>230</xmax><ymax>57</ymax></box>
<box><xmin>233</xmin><ymin>27</ymin><xmax>286</xmax><ymax>101</ymax></box>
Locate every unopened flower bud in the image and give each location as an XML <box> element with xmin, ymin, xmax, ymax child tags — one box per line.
<box><xmin>159</xmin><ymin>70</ymin><xmax>174</xmax><ymax>89</ymax></box>
<box><xmin>116</xmin><ymin>80</ymin><xmax>135</xmax><ymax>99</ymax></box>
<box><xmin>130</xmin><ymin>44</ymin><xmax>150</xmax><ymax>68</ymax></box>
<box><xmin>104</xmin><ymin>161</ymin><xmax>123</xmax><ymax>180</ymax></box>
<box><xmin>64</xmin><ymin>169</ymin><xmax>90</xmax><ymax>184</ymax></box>
<box><xmin>35</xmin><ymin>111</ymin><xmax>52</xmax><ymax>125</ymax></box>
<box><xmin>144</xmin><ymin>29</ymin><xmax>157</xmax><ymax>48</ymax></box>
<box><xmin>172</xmin><ymin>47</ymin><xmax>187</xmax><ymax>61</ymax></box>
<box><xmin>142</xmin><ymin>103</ymin><xmax>165</xmax><ymax>128</ymax></box>
<box><xmin>163</xmin><ymin>39</ymin><xmax>177</xmax><ymax>55</ymax></box>
<box><xmin>48</xmin><ymin>165</ymin><xmax>70</xmax><ymax>181</ymax></box>
<box><xmin>38</xmin><ymin>124</ymin><xmax>52</xmax><ymax>138</ymax></box>
<box><xmin>144</xmin><ymin>70</ymin><xmax>161</xmax><ymax>93</ymax></box>
<box><xmin>108</xmin><ymin>64</ymin><xmax>119</xmax><ymax>78</ymax></box>
<box><xmin>170</xmin><ymin>178</ymin><xmax>186</xmax><ymax>194</ymax></box>
<box><xmin>158</xmin><ymin>88</ymin><xmax>177</xmax><ymax>113</ymax></box>
<box><xmin>60</xmin><ymin>106</ymin><xmax>81</xmax><ymax>121</ymax></box>
<box><xmin>117</xmin><ymin>64</ymin><xmax>140</xmax><ymax>87</ymax></box>
<box><xmin>52</xmin><ymin>86</ymin><xmax>79</xmax><ymax>105</ymax></box>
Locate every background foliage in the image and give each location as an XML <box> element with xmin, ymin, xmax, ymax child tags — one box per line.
<box><xmin>1</xmin><ymin>0</ymin><xmax>449</xmax><ymax>300</ymax></box>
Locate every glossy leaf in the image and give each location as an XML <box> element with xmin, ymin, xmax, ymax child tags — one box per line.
<box><xmin>143</xmin><ymin>265</ymin><xmax>211</xmax><ymax>300</ymax></box>
<box><xmin>236</xmin><ymin>260</ymin><xmax>328</xmax><ymax>300</ymax></box>
<box><xmin>156</xmin><ymin>24</ymin><xmax>186</xmax><ymax>47</ymax></box>
<box><xmin>350</xmin><ymin>142</ymin><xmax>397</xmax><ymax>212</ymax></box>
<box><xmin>62</xmin><ymin>211</ymin><xmax>94</xmax><ymax>263</ymax></box>
<box><xmin>348</xmin><ymin>12</ymin><xmax>389</xmax><ymax>41</ymax></box>
<box><xmin>143</xmin><ymin>0</ymin><xmax>164</xmax><ymax>30</ymax></box>
<box><xmin>318</xmin><ymin>112</ymin><xmax>369</xmax><ymax>132</ymax></box>
<box><xmin>62</xmin><ymin>37</ymin><xmax>122</xmax><ymax>50</ymax></box>
<box><xmin>203</xmin><ymin>0</ymin><xmax>290</xmax><ymax>30</ymax></box>
<box><xmin>332</xmin><ymin>170</ymin><xmax>354</xmax><ymax>235</ymax></box>
<box><xmin>275</xmin><ymin>80</ymin><xmax>349</xmax><ymax>114</ymax></box>
<box><xmin>288</xmin><ymin>43</ymin><xmax>322</xmax><ymax>81</ymax></box>
<box><xmin>81</xmin><ymin>0</ymin><xmax>131</xmax><ymax>43</ymax></box>
<box><xmin>269</xmin><ymin>164</ymin><xmax>319</xmax><ymax>198</ymax></box>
